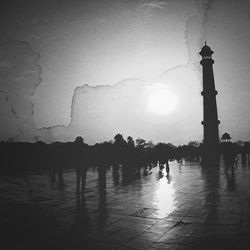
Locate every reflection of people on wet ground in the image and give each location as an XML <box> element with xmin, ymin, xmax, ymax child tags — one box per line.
<box><xmin>49</xmin><ymin>142</ymin><xmax>65</xmax><ymax>187</ymax></box>
<box><xmin>122</xmin><ymin>164</ymin><xmax>133</xmax><ymax>185</ymax></box>
<box><xmin>166</xmin><ymin>160</ymin><xmax>170</xmax><ymax>175</ymax></box>
<box><xmin>158</xmin><ymin>170</ymin><xmax>164</xmax><ymax>180</ymax></box>
<box><xmin>97</xmin><ymin>188</ymin><xmax>107</xmax><ymax>228</ymax></box>
<box><xmin>135</xmin><ymin>165</ymin><xmax>142</xmax><ymax>179</ymax></box>
<box><xmin>112</xmin><ymin>165</ymin><xmax>120</xmax><ymax>185</ymax></box>
<box><xmin>158</xmin><ymin>161</ymin><xmax>164</xmax><ymax>171</ymax></box>
<box><xmin>149</xmin><ymin>163</ymin><xmax>154</xmax><ymax>170</ymax></box>
<box><xmin>76</xmin><ymin>167</ymin><xmax>87</xmax><ymax>193</ymax></box>
<box><xmin>166</xmin><ymin>174</ymin><xmax>172</xmax><ymax>184</ymax></box>
<box><xmin>57</xmin><ymin>170</ymin><xmax>64</xmax><ymax>187</ymax></box>
<box><xmin>75</xmin><ymin>192</ymin><xmax>90</xmax><ymax>235</ymax></box>
<box><xmin>143</xmin><ymin>164</ymin><xmax>152</xmax><ymax>176</ymax></box>
<box><xmin>49</xmin><ymin>165</ymin><xmax>64</xmax><ymax>187</ymax></box>
<box><xmin>226</xmin><ymin>170</ymin><xmax>236</xmax><ymax>192</ymax></box>
<box><xmin>98</xmin><ymin>165</ymin><xmax>107</xmax><ymax>190</ymax></box>
<box><xmin>157</xmin><ymin>159</ymin><xmax>171</xmax><ymax>181</ymax></box>
<box><xmin>222</xmin><ymin>142</ymin><xmax>238</xmax><ymax>172</ymax></box>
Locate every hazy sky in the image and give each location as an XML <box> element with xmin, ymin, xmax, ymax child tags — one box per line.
<box><xmin>0</xmin><ymin>0</ymin><xmax>250</xmax><ymax>145</ymax></box>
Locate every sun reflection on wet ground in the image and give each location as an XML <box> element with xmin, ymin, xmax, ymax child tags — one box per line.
<box><xmin>1</xmin><ymin>159</ymin><xmax>250</xmax><ymax>249</ymax></box>
<box><xmin>153</xmin><ymin>167</ymin><xmax>176</xmax><ymax>219</ymax></box>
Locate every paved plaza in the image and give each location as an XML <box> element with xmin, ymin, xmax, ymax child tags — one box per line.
<box><xmin>1</xmin><ymin>158</ymin><xmax>250</xmax><ymax>249</ymax></box>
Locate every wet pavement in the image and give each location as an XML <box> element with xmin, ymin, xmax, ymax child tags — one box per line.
<box><xmin>1</xmin><ymin>159</ymin><xmax>250</xmax><ymax>249</ymax></box>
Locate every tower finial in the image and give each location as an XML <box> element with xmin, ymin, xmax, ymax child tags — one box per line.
<box><xmin>205</xmin><ymin>41</ymin><xmax>207</xmax><ymax>46</ymax></box>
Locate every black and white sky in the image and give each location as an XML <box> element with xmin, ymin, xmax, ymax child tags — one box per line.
<box><xmin>0</xmin><ymin>0</ymin><xmax>250</xmax><ymax>145</ymax></box>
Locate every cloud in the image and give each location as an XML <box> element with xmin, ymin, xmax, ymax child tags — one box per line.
<box><xmin>141</xmin><ymin>1</ymin><xmax>167</xmax><ymax>10</ymax></box>
<box><xmin>0</xmin><ymin>92</ymin><xmax>19</xmax><ymax>140</ymax></box>
<box><xmin>0</xmin><ymin>40</ymin><xmax>51</xmax><ymax>142</ymax></box>
<box><xmin>195</xmin><ymin>0</ymin><xmax>215</xmax><ymax>42</ymax></box>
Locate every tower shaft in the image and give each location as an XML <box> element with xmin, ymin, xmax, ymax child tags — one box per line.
<box><xmin>200</xmin><ymin>44</ymin><xmax>220</xmax><ymax>162</ymax></box>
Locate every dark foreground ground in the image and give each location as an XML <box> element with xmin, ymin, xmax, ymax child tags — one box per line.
<box><xmin>0</xmin><ymin>158</ymin><xmax>250</xmax><ymax>250</ymax></box>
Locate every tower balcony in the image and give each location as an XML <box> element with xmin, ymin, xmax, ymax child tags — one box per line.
<box><xmin>201</xmin><ymin>90</ymin><xmax>218</xmax><ymax>96</ymax></box>
<box><xmin>200</xmin><ymin>58</ymin><xmax>214</xmax><ymax>65</ymax></box>
<box><xmin>201</xmin><ymin>120</ymin><xmax>220</xmax><ymax>125</ymax></box>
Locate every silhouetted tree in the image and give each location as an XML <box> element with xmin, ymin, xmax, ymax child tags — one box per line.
<box><xmin>127</xmin><ymin>136</ymin><xmax>135</xmax><ymax>148</ymax></box>
<box><xmin>135</xmin><ymin>138</ymin><xmax>146</xmax><ymax>148</ymax></box>
<box><xmin>145</xmin><ymin>140</ymin><xmax>154</xmax><ymax>149</ymax></box>
<box><xmin>188</xmin><ymin>141</ymin><xmax>200</xmax><ymax>147</ymax></box>
<box><xmin>113</xmin><ymin>134</ymin><xmax>127</xmax><ymax>164</ymax></box>
<box><xmin>153</xmin><ymin>143</ymin><xmax>175</xmax><ymax>164</ymax></box>
<box><xmin>114</xmin><ymin>133</ymin><xmax>126</xmax><ymax>146</ymax></box>
<box><xmin>74</xmin><ymin>136</ymin><xmax>84</xmax><ymax>144</ymax></box>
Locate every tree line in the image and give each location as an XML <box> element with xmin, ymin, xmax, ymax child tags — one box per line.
<box><xmin>1</xmin><ymin>133</ymin><xmax>250</xmax><ymax>173</ymax></box>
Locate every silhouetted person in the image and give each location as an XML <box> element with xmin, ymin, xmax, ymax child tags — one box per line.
<box><xmin>122</xmin><ymin>163</ymin><xmax>143</xmax><ymax>184</ymax></box>
<box><xmin>76</xmin><ymin>167</ymin><xmax>87</xmax><ymax>193</ymax></box>
<box><xmin>241</xmin><ymin>142</ymin><xmax>248</xmax><ymax>166</ymax></box>
<box><xmin>49</xmin><ymin>142</ymin><xmax>65</xmax><ymax>187</ymax></box>
<box><xmin>112</xmin><ymin>165</ymin><xmax>120</xmax><ymax>185</ymax></box>
<box><xmin>222</xmin><ymin>142</ymin><xmax>237</xmax><ymax>172</ymax></box>
<box><xmin>73</xmin><ymin>136</ymin><xmax>89</xmax><ymax>193</ymax></box>
<box><xmin>226</xmin><ymin>170</ymin><xmax>236</xmax><ymax>192</ymax></box>
<box><xmin>242</xmin><ymin>153</ymin><xmax>247</xmax><ymax>166</ymax></box>
<box><xmin>94</xmin><ymin>141</ymin><xmax>113</xmax><ymax>189</ymax></box>
<box><xmin>57</xmin><ymin>169</ymin><xmax>64</xmax><ymax>187</ymax></box>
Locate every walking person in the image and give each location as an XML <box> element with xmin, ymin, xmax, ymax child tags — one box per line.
<box><xmin>223</xmin><ymin>142</ymin><xmax>237</xmax><ymax>172</ymax></box>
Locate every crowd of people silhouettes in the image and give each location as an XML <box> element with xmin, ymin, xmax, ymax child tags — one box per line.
<box><xmin>0</xmin><ymin>133</ymin><xmax>250</xmax><ymax>192</ymax></box>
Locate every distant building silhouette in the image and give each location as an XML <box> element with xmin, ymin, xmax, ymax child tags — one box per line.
<box><xmin>200</xmin><ymin>42</ymin><xmax>220</xmax><ymax>163</ymax></box>
<box><xmin>221</xmin><ymin>132</ymin><xmax>231</xmax><ymax>142</ymax></box>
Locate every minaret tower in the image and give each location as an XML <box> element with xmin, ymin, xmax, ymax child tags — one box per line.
<box><xmin>199</xmin><ymin>42</ymin><xmax>220</xmax><ymax>162</ymax></box>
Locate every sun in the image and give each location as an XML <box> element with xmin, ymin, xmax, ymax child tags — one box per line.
<box><xmin>147</xmin><ymin>88</ymin><xmax>178</xmax><ymax>115</ymax></box>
